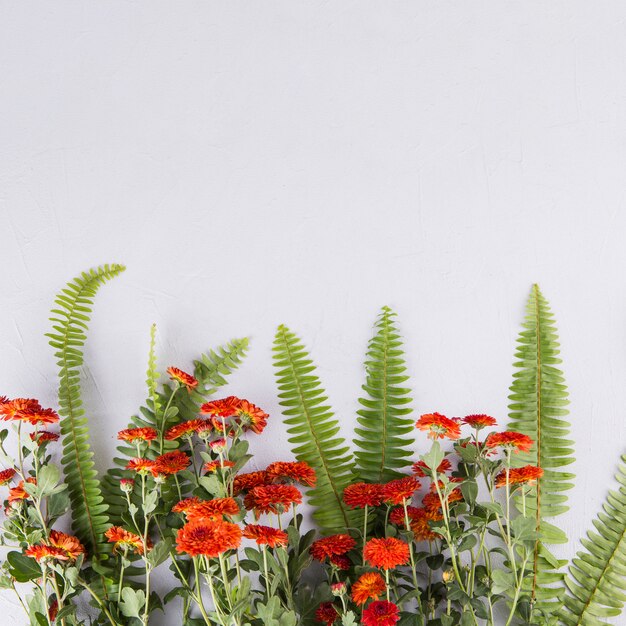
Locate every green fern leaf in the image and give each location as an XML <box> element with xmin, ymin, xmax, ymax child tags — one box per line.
<box><xmin>507</xmin><ymin>284</ymin><xmax>574</xmax><ymax>611</ymax></box>
<box><xmin>273</xmin><ymin>325</ymin><xmax>358</xmax><ymax>534</ymax></box>
<box><xmin>146</xmin><ymin>323</ymin><xmax>161</xmax><ymax>418</ymax></box>
<box><xmin>46</xmin><ymin>264</ymin><xmax>125</xmax><ymax>555</ymax></box>
<box><xmin>560</xmin><ymin>455</ymin><xmax>626</xmax><ymax>626</ymax></box>
<box><xmin>354</xmin><ymin>306</ymin><xmax>415</xmax><ymax>482</ymax></box>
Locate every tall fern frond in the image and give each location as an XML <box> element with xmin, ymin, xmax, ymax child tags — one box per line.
<box><xmin>354</xmin><ymin>306</ymin><xmax>415</xmax><ymax>482</ymax></box>
<box><xmin>507</xmin><ymin>284</ymin><xmax>575</xmax><ymax>611</ymax></box>
<box><xmin>560</xmin><ymin>455</ymin><xmax>626</xmax><ymax>626</ymax></box>
<box><xmin>273</xmin><ymin>325</ymin><xmax>358</xmax><ymax>534</ymax></box>
<box><xmin>146</xmin><ymin>323</ymin><xmax>161</xmax><ymax>418</ymax></box>
<box><xmin>46</xmin><ymin>264</ymin><xmax>126</xmax><ymax>556</ymax></box>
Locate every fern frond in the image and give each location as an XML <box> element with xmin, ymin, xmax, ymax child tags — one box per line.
<box><xmin>507</xmin><ymin>284</ymin><xmax>574</xmax><ymax>610</ymax></box>
<box><xmin>273</xmin><ymin>325</ymin><xmax>358</xmax><ymax>534</ymax></box>
<box><xmin>46</xmin><ymin>264</ymin><xmax>125</xmax><ymax>556</ymax></box>
<box><xmin>146</xmin><ymin>323</ymin><xmax>161</xmax><ymax>417</ymax></box>
<box><xmin>354</xmin><ymin>306</ymin><xmax>415</xmax><ymax>482</ymax></box>
<box><xmin>560</xmin><ymin>455</ymin><xmax>626</xmax><ymax>626</ymax></box>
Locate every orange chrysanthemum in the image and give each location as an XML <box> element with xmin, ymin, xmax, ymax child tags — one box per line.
<box><xmin>30</xmin><ymin>431</ymin><xmax>60</xmax><ymax>445</ymax></box>
<box><xmin>381</xmin><ymin>476</ymin><xmax>421</xmax><ymax>505</ymax></box>
<box><xmin>8</xmin><ymin>478</ymin><xmax>36</xmax><ymax>503</ymax></box>
<box><xmin>315</xmin><ymin>603</ymin><xmax>340</xmax><ymax>626</ymax></box>
<box><xmin>152</xmin><ymin>451</ymin><xmax>190</xmax><ymax>475</ymax></box>
<box><xmin>232</xmin><ymin>470</ymin><xmax>271</xmax><ymax>495</ymax></box>
<box><xmin>390</xmin><ymin>506</ymin><xmax>441</xmax><ymax>541</ymax></box>
<box><xmin>362</xmin><ymin>600</ymin><xmax>401</xmax><ymax>626</ymax></box>
<box><xmin>343</xmin><ymin>482</ymin><xmax>384</xmax><ymax>509</ymax></box>
<box><xmin>167</xmin><ymin>366</ymin><xmax>198</xmax><ymax>391</ymax></box>
<box><xmin>0</xmin><ymin>468</ymin><xmax>16</xmax><ymax>485</ymax></box>
<box><xmin>201</xmin><ymin>396</ymin><xmax>242</xmax><ymax>418</ymax></box>
<box><xmin>186</xmin><ymin>498</ymin><xmax>240</xmax><ymax>522</ymax></box>
<box><xmin>265</xmin><ymin>461</ymin><xmax>317</xmax><ymax>487</ymax></box>
<box><xmin>351</xmin><ymin>571</ymin><xmax>387</xmax><ymax>605</ymax></box>
<box><xmin>243</xmin><ymin>524</ymin><xmax>289</xmax><ymax>548</ymax></box>
<box><xmin>25</xmin><ymin>544</ymin><xmax>68</xmax><ymax>562</ymax></box>
<box><xmin>235</xmin><ymin>399</ymin><xmax>269</xmax><ymax>434</ymax></box>
<box><xmin>117</xmin><ymin>427</ymin><xmax>158</xmax><ymax>443</ymax></box>
<box><xmin>19</xmin><ymin>408</ymin><xmax>60</xmax><ymax>426</ymax></box>
<box><xmin>363</xmin><ymin>537</ymin><xmax>410</xmax><ymax>570</ymax></box>
<box><xmin>204</xmin><ymin>459</ymin><xmax>236</xmax><ymax>473</ymax></box>
<box><xmin>415</xmin><ymin>413</ymin><xmax>461</xmax><ymax>440</ymax></box>
<box><xmin>463</xmin><ymin>414</ymin><xmax>497</xmax><ymax>429</ymax></box>
<box><xmin>164</xmin><ymin>420</ymin><xmax>205</xmax><ymax>441</ymax></box>
<box><xmin>105</xmin><ymin>526</ymin><xmax>150</xmax><ymax>555</ymax></box>
<box><xmin>49</xmin><ymin>530</ymin><xmax>85</xmax><ymax>560</ymax></box>
<box><xmin>172</xmin><ymin>496</ymin><xmax>202</xmax><ymax>514</ymax></box>
<box><xmin>422</xmin><ymin>487</ymin><xmax>463</xmax><ymax>513</ymax></box>
<box><xmin>0</xmin><ymin>398</ymin><xmax>41</xmax><ymax>420</ymax></box>
<box><xmin>126</xmin><ymin>458</ymin><xmax>156</xmax><ymax>474</ymax></box>
<box><xmin>495</xmin><ymin>465</ymin><xmax>544</xmax><ymax>488</ymax></box>
<box><xmin>244</xmin><ymin>484</ymin><xmax>302</xmax><ymax>515</ymax></box>
<box><xmin>310</xmin><ymin>534</ymin><xmax>356</xmax><ymax>562</ymax></box>
<box><xmin>412</xmin><ymin>458</ymin><xmax>452</xmax><ymax>477</ymax></box>
<box><xmin>485</xmin><ymin>431</ymin><xmax>534</xmax><ymax>453</ymax></box>
<box><xmin>176</xmin><ymin>520</ymin><xmax>242</xmax><ymax>557</ymax></box>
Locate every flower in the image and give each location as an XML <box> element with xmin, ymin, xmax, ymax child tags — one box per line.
<box><xmin>26</xmin><ymin>544</ymin><xmax>68</xmax><ymax>563</ymax></box>
<box><xmin>48</xmin><ymin>531</ymin><xmax>85</xmax><ymax>560</ymax></box>
<box><xmin>243</xmin><ymin>524</ymin><xmax>289</xmax><ymax>548</ymax></box>
<box><xmin>495</xmin><ymin>464</ymin><xmax>544</xmax><ymax>488</ymax></box>
<box><xmin>175</xmin><ymin>520</ymin><xmax>242</xmax><ymax>557</ymax></box>
<box><xmin>415</xmin><ymin>413</ymin><xmax>461</xmax><ymax>440</ymax></box>
<box><xmin>209</xmin><ymin>438</ymin><xmax>227</xmax><ymax>453</ymax></box>
<box><xmin>265</xmin><ymin>461</ymin><xmax>317</xmax><ymax>487</ymax></box>
<box><xmin>330</xmin><ymin>581</ymin><xmax>347</xmax><ymax>596</ymax></box>
<box><xmin>120</xmin><ymin>478</ymin><xmax>135</xmax><ymax>493</ymax></box>
<box><xmin>126</xmin><ymin>458</ymin><xmax>156</xmax><ymax>474</ymax></box>
<box><xmin>310</xmin><ymin>534</ymin><xmax>356</xmax><ymax>562</ymax></box>
<box><xmin>463</xmin><ymin>414</ymin><xmax>497</xmax><ymax>429</ymax></box>
<box><xmin>48</xmin><ymin>600</ymin><xmax>58</xmax><ymax>622</ymax></box>
<box><xmin>152</xmin><ymin>451</ymin><xmax>190</xmax><ymax>475</ymax></box>
<box><xmin>0</xmin><ymin>398</ymin><xmax>41</xmax><ymax>420</ymax></box>
<box><xmin>0</xmin><ymin>468</ymin><xmax>16</xmax><ymax>485</ymax></box>
<box><xmin>235</xmin><ymin>399</ymin><xmax>269</xmax><ymax>434</ymax></box>
<box><xmin>18</xmin><ymin>408</ymin><xmax>60</xmax><ymax>426</ymax></box>
<box><xmin>485</xmin><ymin>431</ymin><xmax>534</xmax><ymax>453</ymax></box>
<box><xmin>363</xmin><ymin>537</ymin><xmax>410</xmax><ymax>570</ymax></box>
<box><xmin>362</xmin><ymin>600</ymin><xmax>401</xmax><ymax>626</ymax></box>
<box><xmin>204</xmin><ymin>460</ymin><xmax>235</xmax><ymax>473</ymax></box>
<box><xmin>172</xmin><ymin>496</ymin><xmax>202</xmax><ymax>514</ymax></box>
<box><xmin>167</xmin><ymin>366</ymin><xmax>198</xmax><ymax>391</ymax></box>
<box><xmin>232</xmin><ymin>470</ymin><xmax>271</xmax><ymax>495</ymax></box>
<box><xmin>343</xmin><ymin>482</ymin><xmax>384</xmax><ymax>509</ymax></box>
<box><xmin>105</xmin><ymin>526</ymin><xmax>150</xmax><ymax>555</ymax></box>
<box><xmin>329</xmin><ymin>554</ymin><xmax>351</xmax><ymax>569</ymax></box>
<box><xmin>164</xmin><ymin>419</ymin><xmax>205</xmax><ymax>441</ymax></box>
<box><xmin>201</xmin><ymin>396</ymin><xmax>242</xmax><ymax>418</ymax></box>
<box><xmin>30</xmin><ymin>431</ymin><xmax>60</xmax><ymax>445</ymax></box>
<box><xmin>351</xmin><ymin>571</ymin><xmax>387</xmax><ymax>605</ymax></box>
<box><xmin>244</xmin><ymin>484</ymin><xmax>302</xmax><ymax>515</ymax></box>
<box><xmin>8</xmin><ymin>478</ymin><xmax>36</xmax><ymax>503</ymax></box>
<box><xmin>381</xmin><ymin>476</ymin><xmax>421</xmax><ymax>505</ymax></box>
<box><xmin>411</xmin><ymin>458</ymin><xmax>452</xmax><ymax>477</ymax></box>
<box><xmin>422</xmin><ymin>487</ymin><xmax>463</xmax><ymax>513</ymax></box>
<box><xmin>389</xmin><ymin>506</ymin><xmax>443</xmax><ymax>541</ymax></box>
<box><xmin>314</xmin><ymin>602</ymin><xmax>340</xmax><ymax>625</ymax></box>
<box><xmin>117</xmin><ymin>427</ymin><xmax>158</xmax><ymax>443</ymax></box>
<box><xmin>389</xmin><ymin>505</ymin><xmax>421</xmax><ymax>528</ymax></box>
<box><xmin>185</xmin><ymin>498</ymin><xmax>240</xmax><ymax>522</ymax></box>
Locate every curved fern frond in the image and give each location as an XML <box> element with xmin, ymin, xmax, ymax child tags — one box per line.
<box><xmin>273</xmin><ymin>325</ymin><xmax>358</xmax><ymax>534</ymax></box>
<box><xmin>507</xmin><ymin>284</ymin><xmax>574</xmax><ymax>611</ymax></box>
<box><xmin>354</xmin><ymin>306</ymin><xmax>415</xmax><ymax>482</ymax></box>
<box><xmin>560</xmin><ymin>455</ymin><xmax>626</xmax><ymax>626</ymax></box>
<box><xmin>46</xmin><ymin>264</ymin><xmax>126</xmax><ymax>556</ymax></box>
<box><xmin>146</xmin><ymin>323</ymin><xmax>161</xmax><ymax>418</ymax></box>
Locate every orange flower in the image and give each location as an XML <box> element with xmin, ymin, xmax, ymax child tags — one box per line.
<box><xmin>0</xmin><ymin>398</ymin><xmax>41</xmax><ymax>420</ymax></box>
<box><xmin>126</xmin><ymin>458</ymin><xmax>156</xmax><ymax>474</ymax></box>
<box><xmin>30</xmin><ymin>431</ymin><xmax>60</xmax><ymax>445</ymax></box>
<box><xmin>26</xmin><ymin>544</ymin><xmax>68</xmax><ymax>563</ymax></box>
<box><xmin>412</xmin><ymin>458</ymin><xmax>452</xmax><ymax>477</ymax></box>
<box><xmin>315</xmin><ymin>603</ymin><xmax>340</xmax><ymax>625</ymax></box>
<box><xmin>175</xmin><ymin>520</ymin><xmax>242</xmax><ymax>557</ymax></box>
<box><xmin>48</xmin><ymin>531</ymin><xmax>85</xmax><ymax>560</ymax></box>
<box><xmin>463</xmin><ymin>414</ymin><xmax>497</xmax><ymax>429</ymax></box>
<box><xmin>105</xmin><ymin>526</ymin><xmax>150</xmax><ymax>555</ymax></box>
<box><xmin>381</xmin><ymin>476</ymin><xmax>421</xmax><ymax>505</ymax></box>
<box><xmin>310</xmin><ymin>534</ymin><xmax>356</xmax><ymax>562</ymax></box>
<box><xmin>117</xmin><ymin>427</ymin><xmax>158</xmax><ymax>443</ymax></box>
<box><xmin>8</xmin><ymin>478</ymin><xmax>36</xmax><ymax>503</ymax></box>
<box><xmin>233</xmin><ymin>471</ymin><xmax>271</xmax><ymax>495</ymax></box>
<box><xmin>389</xmin><ymin>504</ymin><xmax>420</xmax><ymax>527</ymax></box>
<box><xmin>244</xmin><ymin>484</ymin><xmax>302</xmax><ymax>515</ymax></box>
<box><xmin>172</xmin><ymin>496</ymin><xmax>202</xmax><ymax>514</ymax></box>
<box><xmin>495</xmin><ymin>465</ymin><xmax>544</xmax><ymax>488</ymax></box>
<box><xmin>185</xmin><ymin>498</ymin><xmax>240</xmax><ymax>522</ymax></box>
<box><xmin>416</xmin><ymin>413</ymin><xmax>461</xmax><ymax>440</ymax></box>
<box><xmin>165</xmin><ymin>420</ymin><xmax>205</xmax><ymax>441</ymax></box>
<box><xmin>204</xmin><ymin>460</ymin><xmax>235</xmax><ymax>473</ymax></box>
<box><xmin>201</xmin><ymin>396</ymin><xmax>242</xmax><ymax>418</ymax></box>
<box><xmin>351</xmin><ymin>571</ymin><xmax>387</xmax><ymax>605</ymax></box>
<box><xmin>243</xmin><ymin>524</ymin><xmax>289</xmax><ymax>548</ymax></box>
<box><xmin>485</xmin><ymin>431</ymin><xmax>534</xmax><ymax>453</ymax></box>
<box><xmin>390</xmin><ymin>506</ymin><xmax>440</xmax><ymax>541</ymax></box>
<box><xmin>235</xmin><ymin>399</ymin><xmax>268</xmax><ymax>434</ymax></box>
<box><xmin>363</xmin><ymin>537</ymin><xmax>410</xmax><ymax>570</ymax></box>
<box><xmin>19</xmin><ymin>408</ymin><xmax>60</xmax><ymax>426</ymax></box>
<box><xmin>152</xmin><ymin>451</ymin><xmax>190</xmax><ymax>475</ymax></box>
<box><xmin>362</xmin><ymin>600</ymin><xmax>400</xmax><ymax>626</ymax></box>
<box><xmin>0</xmin><ymin>468</ymin><xmax>16</xmax><ymax>485</ymax></box>
<box><xmin>167</xmin><ymin>367</ymin><xmax>198</xmax><ymax>391</ymax></box>
<box><xmin>422</xmin><ymin>487</ymin><xmax>463</xmax><ymax>513</ymax></box>
<box><xmin>265</xmin><ymin>461</ymin><xmax>317</xmax><ymax>487</ymax></box>
<box><xmin>343</xmin><ymin>482</ymin><xmax>384</xmax><ymax>509</ymax></box>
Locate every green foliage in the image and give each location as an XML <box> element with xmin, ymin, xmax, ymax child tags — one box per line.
<box><xmin>354</xmin><ymin>306</ymin><xmax>415</xmax><ymax>482</ymax></box>
<box><xmin>560</xmin><ymin>455</ymin><xmax>626</xmax><ymax>626</ymax></box>
<box><xmin>273</xmin><ymin>325</ymin><xmax>358</xmax><ymax>534</ymax></box>
<box><xmin>507</xmin><ymin>284</ymin><xmax>574</xmax><ymax>611</ymax></box>
<box><xmin>46</xmin><ymin>263</ymin><xmax>125</xmax><ymax>555</ymax></box>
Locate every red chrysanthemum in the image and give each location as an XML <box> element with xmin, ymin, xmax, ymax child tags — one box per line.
<box><xmin>389</xmin><ymin>504</ymin><xmax>420</xmax><ymax>527</ymax></box>
<box><xmin>422</xmin><ymin>487</ymin><xmax>463</xmax><ymax>513</ymax></box>
<box><xmin>19</xmin><ymin>408</ymin><xmax>60</xmax><ymax>426</ymax></box>
<box><xmin>176</xmin><ymin>520</ymin><xmax>242</xmax><ymax>557</ymax></box>
<box><xmin>164</xmin><ymin>419</ymin><xmax>205</xmax><ymax>441</ymax></box>
<box><xmin>412</xmin><ymin>458</ymin><xmax>452</xmax><ymax>477</ymax></box>
<box><xmin>381</xmin><ymin>476</ymin><xmax>421</xmax><ymax>505</ymax></box>
<box><xmin>244</xmin><ymin>484</ymin><xmax>302</xmax><ymax>515</ymax></box>
<box><xmin>235</xmin><ymin>399</ymin><xmax>269</xmax><ymax>434</ymax></box>
<box><xmin>463</xmin><ymin>414</ymin><xmax>497</xmax><ymax>429</ymax></box>
<box><xmin>0</xmin><ymin>398</ymin><xmax>41</xmax><ymax>421</ymax></box>
<box><xmin>232</xmin><ymin>470</ymin><xmax>271</xmax><ymax>495</ymax></box>
<box><xmin>314</xmin><ymin>602</ymin><xmax>340</xmax><ymax>625</ymax></box>
<box><xmin>243</xmin><ymin>524</ymin><xmax>289</xmax><ymax>548</ymax></box>
<box><xmin>204</xmin><ymin>459</ymin><xmax>236</xmax><ymax>473</ymax></box>
<box><xmin>495</xmin><ymin>464</ymin><xmax>544</xmax><ymax>488</ymax></box>
<box><xmin>49</xmin><ymin>530</ymin><xmax>85</xmax><ymax>560</ymax></box>
<box><xmin>329</xmin><ymin>554</ymin><xmax>351</xmax><ymax>569</ymax></box>
<box><xmin>25</xmin><ymin>544</ymin><xmax>68</xmax><ymax>563</ymax></box>
<box><xmin>167</xmin><ymin>367</ymin><xmax>198</xmax><ymax>391</ymax></box>
<box><xmin>310</xmin><ymin>534</ymin><xmax>356</xmax><ymax>562</ymax></box>
<box><xmin>117</xmin><ymin>427</ymin><xmax>158</xmax><ymax>443</ymax></box>
<box><xmin>171</xmin><ymin>497</ymin><xmax>200</xmax><ymax>514</ymax></box>
<box><xmin>415</xmin><ymin>413</ymin><xmax>461</xmax><ymax>440</ymax></box>
<box><xmin>352</xmin><ymin>571</ymin><xmax>387</xmax><ymax>605</ymax></box>
<box><xmin>265</xmin><ymin>461</ymin><xmax>317</xmax><ymax>487</ymax></box>
<box><xmin>362</xmin><ymin>600</ymin><xmax>401</xmax><ymax>626</ymax></box>
<box><xmin>152</xmin><ymin>451</ymin><xmax>190</xmax><ymax>476</ymax></box>
<box><xmin>126</xmin><ymin>458</ymin><xmax>156</xmax><ymax>474</ymax></box>
<box><xmin>8</xmin><ymin>478</ymin><xmax>36</xmax><ymax>503</ymax></box>
<box><xmin>48</xmin><ymin>600</ymin><xmax>58</xmax><ymax>622</ymax></box>
<box><xmin>390</xmin><ymin>505</ymin><xmax>441</xmax><ymax>541</ymax></box>
<box><xmin>105</xmin><ymin>526</ymin><xmax>150</xmax><ymax>555</ymax></box>
<box><xmin>201</xmin><ymin>396</ymin><xmax>242</xmax><ymax>418</ymax></box>
<box><xmin>0</xmin><ymin>468</ymin><xmax>16</xmax><ymax>485</ymax></box>
<box><xmin>363</xmin><ymin>537</ymin><xmax>410</xmax><ymax>570</ymax></box>
<box><xmin>485</xmin><ymin>431</ymin><xmax>534</xmax><ymax>453</ymax></box>
<box><xmin>343</xmin><ymin>482</ymin><xmax>384</xmax><ymax>509</ymax></box>
<box><xmin>30</xmin><ymin>431</ymin><xmax>60</xmax><ymax>445</ymax></box>
<box><xmin>185</xmin><ymin>498</ymin><xmax>240</xmax><ymax>522</ymax></box>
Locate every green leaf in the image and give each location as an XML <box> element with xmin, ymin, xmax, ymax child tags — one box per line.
<box><xmin>119</xmin><ymin>587</ymin><xmax>146</xmax><ymax>618</ymax></box>
<box><xmin>7</xmin><ymin>551</ymin><xmax>41</xmax><ymax>582</ymax></box>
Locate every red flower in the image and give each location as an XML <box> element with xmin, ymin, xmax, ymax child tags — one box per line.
<box><xmin>389</xmin><ymin>504</ymin><xmax>421</xmax><ymax>527</ymax></box>
<box><xmin>243</xmin><ymin>524</ymin><xmax>289</xmax><ymax>548</ymax></box>
<box><xmin>152</xmin><ymin>451</ymin><xmax>190</xmax><ymax>475</ymax></box>
<box><xmin>412</xmin><ymin>458</ymin><xmax>452</xmax><ymax>477</ymax></box>
<box><xmin>343</xmin><ymin>482</ymin><xmax>384</xmax><ymax>509</ymax></box>
<box><xmin>352</xmin><ymin>571</ymin><xmax>386</xmax><ymax>605</ymax></box>
<box><xmin>204</xmin><ymin>460</ymin><xmax>235</xmax><ymax>473</ymax></box>
<box><xmin>176</xmin><ymin>520</ymin><xmax>242</xmax><ymax>557</ymax></box>
<box><xmin>232</xmin><ymin>471</ymin><xmax>271</xmax><ymax>495</ymax></box>
<box><xmin>495</xmin><ymin>465</ymin><xmax>544</xmax><ymax>488</ymax></box>
<box><xmin>310</xmin><ymin>534</ymin><xmax>356</xmax><ymax>562</ymax></box>
<box><xmin>0</xmin><ymin>398</ymin><xmax>41</xmax><ymax>421</ymax></box>
<box><xmin>362</xmin><ymin>600</ymin><xmax>401</xmax><ymax>626</ymax></box>
<box><xmin>26</xmin><ymin>544</ymin><xmax>68</xmax><ymax>562</ymax></box>
<box><xmin>117</xmin><ymin>427</ymin><xmax>158</xmax><ymax>443</ymax></box>
<box><xmin>30</xmin><ymin>431</ymin><xmax>60</xmax><ymax>445</ymax></box>
<box><xmin>265</xmin><ymin>461</ymin><xmax>317</xmax><ymax>487</ymax></box>
<box><xmin>244</xmin><ymin>484</ymin><xmax>302</xmax><ymax>515</ymax></box>
<box><xmin>19</xmin><ymin>408</ymin><xmax>60</xmax><ymax>426</ymax></box>
<box><xmin>185</xmin><ymin>498</ymin><xmax>240</xmax><ymax>522</ymax></box>
<box><xmin>391</xmin><ymin>506</ymin><xmax>441</xmax><ymax>541</ymax></box>
<box><xmin>463</xmin><ymin>414</ymin><xmax>497</xmax><ymax>429</ymax></box>
<box><xmin>381</xmin><ymin>476</ymin><xmax>421</xmax><ymax>505</ymax></box>
<box><xmin>164</xmin><ymin>420</ymin><xmax>205</xmax><ymax>441</ymax></box>
<box><xmin>329</xmin><ymin>554</ymin><xmax>351</xmax><ymax>569</ymax></box>
<box><xmin>126</xmin><ymin>458</ymin><xmax>156</xmax><ymax>474</ymax></box>
<box><xmin>48</xmin><ymin>531</ymin><xmax>85</xmax><ymax>560</ymax></box>
<box><xmin>167</xmin><ymin>367</ymin><xmax>198</xmax><ymax>391</ymax></box>
<box><xmin>416</xmin><ymin>413</ymin><xmax>461</xmax><ymax>440</ymax></box>
<box><xmin>8</xmin><ymin>478</ymin><xmax>36</xmax><ymax>503</ymax></box>
<box><xmin>0</xmin><ymin>468</ymin><xmax>16</xmax><ymax>485</ymax></box>
<box><xmin>201</xmin><ymin>396</ymin><xmax>242</xmax><ymax>418</ymax></box>
<box><xmin>105</xmin><ymin>526</ymin><xmax>150</xmax><ymax>555</ymax></box>
<box><xmin>235</xmin><ymin>399</ymin><xmax>269</xmax><ymax>434</ymax></box>
<box><xmin>172</xmin><ymin>497</ymin><xmax>201</xmax><ymax>514</ymax></box>
<box><xmin>363</xmin><ymin>537</ymin><xmax>410</xmax><ymax>570</ymax></box>
<box><xmin>422</xmin><ymin>487</ymin><xmax>463</xmax><ymax>513</ymax></box>
<box><xmin>315</xmin><ymin>602</ymin><xmax>340</xmax><ymax>625</ymax></box>
<box><xmin>485</xmin><ymin>431</ymin><xmax>534</xmax><ymax>453</ymax></box>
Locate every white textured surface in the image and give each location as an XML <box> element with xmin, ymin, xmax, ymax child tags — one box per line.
<box><xmin>2</xmin><ymin>1</ymin><xmax>626</xmax><ymax>623</ymax></box>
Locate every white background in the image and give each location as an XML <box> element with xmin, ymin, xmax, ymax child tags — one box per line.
<box><xmin>2</xmin><ymin>2</ymin><xmax>626</xmax><ymax>623</ymax></box>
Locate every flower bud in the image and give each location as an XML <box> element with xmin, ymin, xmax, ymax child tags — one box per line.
<box><xmin>330</xmin><ymin>582</ymin><xmax>347</xmax><ymax>596</ymax></box>
<box><xmin>120</xmin><ymin>479</ymin><xmax>135</xmax><ymax>493</ymax></box>
<box><xmin>210</xmin><ymin>438</ymin><xmax>227</xmax><ymax>454</ymax></box>
<box><xmin>442</xmin><ymin>569</ymin><xmax>455</xmax><ymax>584</ymax></box>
